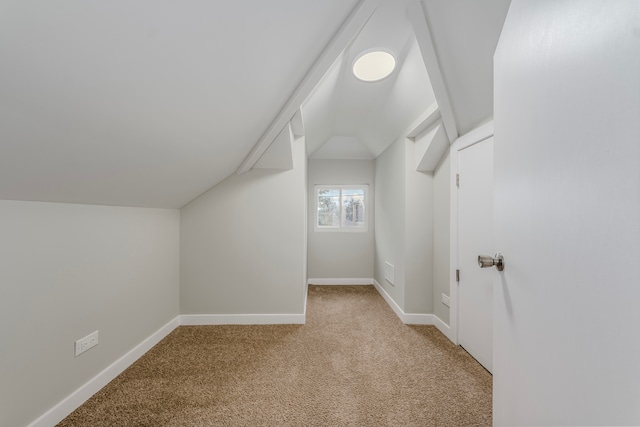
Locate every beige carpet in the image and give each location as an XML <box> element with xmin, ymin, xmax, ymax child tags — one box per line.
<box><xmin>58</xmin><ymin>285</ymin><xmax>491</xmax><ymax>426</ymax></box>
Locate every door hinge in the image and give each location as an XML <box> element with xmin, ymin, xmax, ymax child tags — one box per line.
<box><xmin>456</xmin><ymin>269</ymin><xmax>460</xmax><ymax>282</ymax></box>
<box><xmin>456</xmin><ymin>173</ymin><xmax>459</xmax><ymax>187</ymax></box>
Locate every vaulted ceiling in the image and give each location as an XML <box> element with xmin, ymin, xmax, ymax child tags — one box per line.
<box><xmin>303</xmin><ymin>0</ymin><xmax>436</xmax><ymax>160</ymax></box>
<box><xmin>0</xmin><ymin>0</ymin><xmax>510</xmax><ymax>208</ymax></box>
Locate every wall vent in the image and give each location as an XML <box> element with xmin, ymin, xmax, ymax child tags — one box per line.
<box><xmin>384</xmin><ymin>262</ymin><xmax>395</xmax><ymax>285</ymax></box>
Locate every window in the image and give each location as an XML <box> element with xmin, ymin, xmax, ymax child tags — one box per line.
<box><xmin>315</xmin><ymin>185</ymin><xmax>368</xmax><ymax>232</ymax></box>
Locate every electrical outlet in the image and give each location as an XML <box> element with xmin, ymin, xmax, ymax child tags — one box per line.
<box><xmin>75</xmin><ymin>330</ymin><xmax>99</xmax><ymax>357</ymax></box>
<box><xmin>441</xmin><ymin>293</ymin><xmax>450</xmax><ymax>307</ymax></box>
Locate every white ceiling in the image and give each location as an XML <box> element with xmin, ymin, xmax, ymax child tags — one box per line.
<box><xmin>422</xmin><ymin>0</ymin><xmax>512</xmax><ymax>135</ymax></box>
<box><xmin>303</xmin><ymin>0</ymin><xmax>511</xmax><ymax>159</ymax></box>
<box><xmin>0</xmin><ymin>0</ymin><xmax>359</xmax><ymax>208</ymax></box>
<box><xmin>0</xmin><ymin>0</ymin><xmax>511</xmax><ymax>208</ymax></box>
<box><xmin>303</xmin><ymin>0</ymin><xmax>436</xmax><ymax>160</ymax></box>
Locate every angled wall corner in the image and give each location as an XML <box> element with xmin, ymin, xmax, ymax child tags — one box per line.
<box><xmin>310</xmin><ymin>135</ymin><xmax>374</xmax><ymax>160</ymax></box>
<box><xmin>290</xmin><ymin>109</ymin><xmax>305</xmax><ymax>139</ymax></box>
<box><xmin>180</xmin><ymin>136</ymin><xmax>307</xmax><ymax>316</ymax></box>
<box><xmin>0</xmin><ymin>201</ymin><xmax>180</xmax><ymax>427</ymax></box>
<box><xmin>408</xmin><ymin>0</ymin><xmax>458</xmax><ymax>143</ymax></box>
<box><xmin>414</xmin><ymin>120</ymin><xmax>448</xmax><ymax>172</ymax></box>
<box><xmin>406</xmin><ymin>102</ymin><xmax>440</xmax><ymax>141</ymax></box>
<box><xmin>374</xmin><ymin>135</ymin><xmax>435</xmax><ymax>315</ymax></box>
<box><xmin>253</xmin><ymin>123</ymin><xmax>294</xmax><ymax>170</ymax></box>
<box><xmin>236</xmin><ymin>0</ymin><xmax>383</xmax><ymax>174</ymax></box>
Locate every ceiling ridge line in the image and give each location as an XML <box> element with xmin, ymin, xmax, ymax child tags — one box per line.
<box><xmin>235</xmin><ymin>0</ymin><xmax>383</xmax><ymax>175</ymax></box>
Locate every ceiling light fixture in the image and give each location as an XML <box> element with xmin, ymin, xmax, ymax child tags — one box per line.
<box><xmin>352</xmin><ymin>50</ymin><xmax>396</xmax><ymax>82</ymax></box>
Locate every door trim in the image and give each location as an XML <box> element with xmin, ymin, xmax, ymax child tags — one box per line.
<box><xmin>448</xmin><ymin>120</ymin><xmax>494</xmax><ymax>345</ymax></box>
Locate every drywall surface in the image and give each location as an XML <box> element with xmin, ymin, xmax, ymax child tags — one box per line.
<box><xmin>374</xmin><ymin>138</ymin><xmax>406</xmax><ymax>310</ymax></box>
<box><xmin>180</xmin><ymin>138</ymin><xmax>307</xmax><ymax>315</ymax></box>
<box><xmin>307</xmin><ymin>159</ymin><xmax>374</xmax><ymax>279</ymax></box>
<box><xmin>404</xmin><ymin>141</ymin><xmax>434</xmax><ymax>314</ymax></box>
<box><xmin>0</xmin><ymin>201</ymin><xmax>180</xmax><ymax>427</ymax></box>
<box><xmin>432</xmin><ymin>151</ymin><xmax>450</xmax><ymax>323</ymax></box>
<box><xmin>421</xmin><ymin>0</ymin><xmax>511</xmax><ymax>135</ymax></box>
<box><xmin>375</xmin><ymin>137</ymin><xmax>436</xmax><ymax>314</ymax></box>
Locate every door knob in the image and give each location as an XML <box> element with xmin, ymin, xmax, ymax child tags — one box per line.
<box><xmin>478</xmin><ymin>253</ymin><xmax>505</xmax><ymax>271</ymax></box>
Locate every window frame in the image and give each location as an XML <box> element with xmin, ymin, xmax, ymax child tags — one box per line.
<box><xmin>314</xmin><ymin>184</ymin><xmax>369</xmax><ymax>233</ymax></box>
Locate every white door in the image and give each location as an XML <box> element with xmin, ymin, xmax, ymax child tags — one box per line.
<box><xmin>493</xmin><ymin>1</ymin><xmax>640</xmax><ymax>425</ymax></box>
<box><xmin>457</xmin><ymin>137</ymin><xmax>493</xmax><ymax>373</ymax></box>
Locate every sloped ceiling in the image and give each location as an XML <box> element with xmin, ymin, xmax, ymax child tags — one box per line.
<box><xmin>301</xmin><ymin>0</ymin><xmax>511</xmax><ymax>160</ymax></box>
<box><xmin>0</xmin><ymin>0</ymin><xmax>511</xmax><ymax>208</ymax></box>
<box><xmin>303</xmin><ymin>0</ymin><xmax>436</xmax><ymax>160</ymax></box>
<box><xmin>0</xmin><ymin>0</ymin><xmax>359</xmax><ymax>208</ymax></box>
<box><xmin>422</xmin><ymin>0</ymin><xmax>512</xmax><ymax>135</ymax></box>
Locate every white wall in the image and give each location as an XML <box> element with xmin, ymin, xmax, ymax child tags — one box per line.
<box><xmin>404</xmin><ymin>142</ymin><xmax>433</xmax><ymax>313</ymax></box>
<box><xmin>307</xmin><ymin>159</ymin><xmax>374</xmax><ymax>280</ymax></box>
<box><xmin>432</xmin><ymin>151</ymin><xmax>450</xmax><ymax>323</ymax></box>
<box><xmin>0</xmin><ymin>201</ymin><xmax>180</xmax><ymax>427</ymax></box>
<box><xmin>180</xmin><ymin>138</ymin><xmax>307</xmax><ymax>315</ymax></box>
<box><xmin>374</xmin><ymin>137</ymin><xmax>434</xmax><ymax>314</ymax></box>
<box><xmin>375</xmin><ymin>138</ymin><xmax>406</xmax><ymax>309</ymax></box>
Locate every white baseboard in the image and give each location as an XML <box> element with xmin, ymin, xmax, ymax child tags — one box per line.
<box><xmin>180</xmin><ymin>313</ymin><xmax>305</xmax><ymax>325</ymax></box>
<box><xmin>307</xmin><ymin>278</ymin><xmax>374</xmax><ymax>285</ymax></box>
<box><xmin>29</xmin><ymin>286</ymin><xmax>450</xmax><ymax>427</ymax></box>
<box><xmin>372</xmin><ymin>279</ymin><xmax>407</xmax><ymax>320</ymax></box>
<box><xmin>402</xmin><ymin>312</ymin><xmax>436</xmax><ymax>325</ymax></box>
<box><xmin>28</xmin><ymin>316</ymin><xmax>180</xmax><ymax>427</ymax></box>
<box><xmin>28</xmin><ymin>310</ymin><xmax>307</xmax><ymax>426</ymax></box>
<box><xmin>432</xmin><ymin>314</ymin><xmax>453</xmax><ymax>342</ymax></box>
<box><xmin>372</xmin><ymin>280</ymin><xmax>453</xmax><ymax>342</ymax></box>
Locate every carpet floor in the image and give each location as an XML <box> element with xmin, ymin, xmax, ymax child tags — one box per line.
<box><xmin>58</xmin><ymin>285</ymin><xmax>492</xmax><ymax>426</ymax></box>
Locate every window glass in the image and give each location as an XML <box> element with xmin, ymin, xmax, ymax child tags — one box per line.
<box><xmin>341</xmin><ymin>189</ymin><xmax>365</xmax><ymax>228</ymax></box>
<box><xmin>318</xmin><ymin>189</ymin><xmax>340</xmax><ymax>227</ymax></box>
<box><xmin>315</xmin><ymin>185</ymin><xmax>368</xmax><ymax>232</ymax></box>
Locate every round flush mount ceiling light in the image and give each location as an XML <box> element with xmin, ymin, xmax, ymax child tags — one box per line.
<box><xmin>352</xmin><ymin>50</ymin><xmax>396</xmax><ymax>82</ymax></box>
